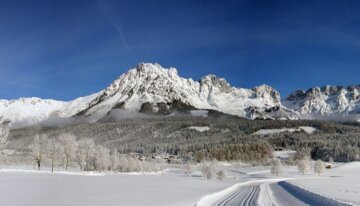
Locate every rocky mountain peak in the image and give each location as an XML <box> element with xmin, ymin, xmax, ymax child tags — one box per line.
<box><xmin>134</xmin><ymin>63</ymin><xmax>179</xmax><ymax>79</ymax></box>
<box><xmin>347</xmin><ymin>85</ymin><xmax>360</xmax><ymax>92</ymax></box>
<box><xmin>252</xmin><ymin>84</ymin><xmax>281</xmax><ymax>104</ymax></box>
<box><xmin>135</xmin><ymin>62</ymin><xmax>162</xmax><ymax>73</ymax></box>
<box><xmin>285</xmin><ymin>90</ymin><xmax>306</xmax><ymax>102</ymax></box>
<box><xmin>199</xmin><ymin>74</ymin><xmax>231</xmax><ymax>93</ymax></box>
<box><xmin>320</xmin><ymin>85</ymin><xmax>343</xmax><ymax>96</ymax></box>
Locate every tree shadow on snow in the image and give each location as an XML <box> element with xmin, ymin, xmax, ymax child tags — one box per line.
<box><xmin>278</xmin><ymin>181</ymin><xmax>351</xmax><ymax>206</ymax></box>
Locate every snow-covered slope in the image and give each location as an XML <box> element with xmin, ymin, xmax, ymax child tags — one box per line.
<box><xmin>0</xmin><ymin>94</ymin><xmax>101</xmax><ymax>127</ymax></box>
<box><xmin>283</xmin><ymin>85</ymin><xmax>360</xmax><ymax>121</ymax></box>
<box><xmin>0</xmin><ymin>98</ymin><xmax>66</xmax><ymax>125</ymax></box>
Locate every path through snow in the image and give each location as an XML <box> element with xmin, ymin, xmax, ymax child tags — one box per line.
<box><xmin>197</xmin><ymin>178</ymin><xmax>351</xmax><ymax>206</ymax></box>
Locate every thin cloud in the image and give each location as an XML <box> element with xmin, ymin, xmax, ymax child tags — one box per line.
<box><xmin>97</xmin><ymin>0</ymin><xmax>131</xmax><ymax>52</ymax></box>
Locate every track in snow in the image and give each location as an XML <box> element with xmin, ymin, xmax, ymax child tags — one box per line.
<box><xmin>213</xmin><ymin>181</ymin><xmax>350</xmax><ymax>206</ymax></box>
<box><xmin>269</xmin><ymin>183</ymin><xmax>308</xmax><ymax>206</ymax></box>
<box><xmin>215</xmin><ymin>185</ymin><xmax>260</xmax><ymax>206</ymax></box>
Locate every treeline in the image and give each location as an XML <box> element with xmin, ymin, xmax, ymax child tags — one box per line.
<box><xmin>28</xmin><ymin>133</ymin><xmax>163</xmax><ymax>173</ymax></box>
<box><xmin>258</xmin><ymin>132</ymin><xmax>360</xmax><ymax>162</ymax></box>
<box><xmin>7</xmin><ymin>116</ymin><xmax>360</xmax><ymax>164</ymax></box>
<box><xmin>186</xmin><ymin>141</ymin><xmax>273</xmax><ymax>163</ymax></box>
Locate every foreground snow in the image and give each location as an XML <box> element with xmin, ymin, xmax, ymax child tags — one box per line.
<box><xmin>196</xmin><ymin>164</ymin><xmax>358</xmax><ymax>206</ymax></box>
<box><xmin>0</xmin><ymin>167</ymin><xmax>167</xmax><ymax>176</ymax></box>
<box><xmin>1</xmin><ymin>163</ymin><xmax>360</xmax><ymax>205</ymax></box>
<box><xmin>0</xmin><ymin>167</ymin><xmax>234</xmax><ymax>206</ymax></box>
<box><xmin>289</xmin><ymin>162</ymin><xmax>360</xmax><ymax>205</ymax></box>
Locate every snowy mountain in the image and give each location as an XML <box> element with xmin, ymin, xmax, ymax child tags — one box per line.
<box><xmin>0</xmin><ymin>98</ymin><xmax>66</xmax><ymax>126</ymax></box>
<box><xmin>1</xmin><ymin>63</ymin><xmax>359</xmax><ymax>127</ymax></box>
<box><xmin>283</xmin><ymin>85</ymin><xmax>360</xmax><ymax>121</ymax></box>
<box><xmin>67</xmin><ymin>63</ymin><xmax>297</xmax><ymax>121</ymax></box>
<box><xmin>0</xmin><ymin>63</ymin><xmax>296</xmax><ymax>126</ymax></box>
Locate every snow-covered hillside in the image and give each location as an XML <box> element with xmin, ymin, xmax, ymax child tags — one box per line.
<box><xmin>0</xmin><ymin>63</ymin><xmax>359</xmax><ymax>126</ymax></box>
<box><xmin>0</xmin><ymin>98</ymin><xmax>66</xmax><ymax>126</ymax></box>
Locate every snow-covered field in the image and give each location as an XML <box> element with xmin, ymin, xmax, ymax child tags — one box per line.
<box><xmin>289</xmin><ymin>162</ymin><xmax>360</xmax><ymax>205</ymax></box>
<box><xmin>273</xmin><ymin>150</ymin><xmax>297</xmax><ymax>159</ymax></box>
<box><xmin>1</xmin><ymin>163</ymin><xmax>360</xmax><ymax>206</ymax></box>
<box><xmin>0</xmin><ymin>167</ymin><xmax>234</xmax><ymax>206</ymax></box>
<box><xmin>187</xmin><ymin>126</ymin><xmax>211</xmax><ymax>132</ymax></box>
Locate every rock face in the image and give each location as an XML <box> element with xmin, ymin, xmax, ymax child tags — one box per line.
<box><xmin>283</xmin><ymin>85</ymin><xmax>360</xmax><ymax>120</ymax></box>
<box><xmin>1</xmin><ymin>63</ymin><xmax>359</xmax><ymax>126</ymax></box>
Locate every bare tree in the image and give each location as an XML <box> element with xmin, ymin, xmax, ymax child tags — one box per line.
<box><xmin>110</xmin><ymin>149</ymin><xmax>119</xmax><ymax>171</ymax></box>
<box><xmin>95</xmin><ymin>145</ymin><xmax>110</xmax><ymax>172</ymax></box>
<box><xmin>201</xmin><ymin>161</ymin><xmax>213</xmax><ymax>180</ymax></box>
<box><xmin>29</xmin><ymin>134</ymin><xmax>48</xmax><ymax>170</ymax></box>
<box><xmin>183</xmin><ymin>162</ymin><xmax>192</xmax><ymax>177</ymax></box>
<box><xmin>117</xmin><ymin>155</ymin><xmax>142</xmax><ymax>172</ymax></box>
<box><xmin>127</xmin><ymin>156</ymin><xmax>138</xmax><ymax>172</ymax></box>
<box><xmin>297</xmin><ymin>159</ymin><xmax>310</xmax><ymax>175</ymax></box>
<box><xmin>77</xmin><ymin>147</ymin><xmax>86</xmax><ymax>171</ymax></box>
<box><xmin>0</xmin><ymin>125</ymin><xmax>9</xmax><ymax>152</ymax></box>
<box><xmin>156</xmin><ymin>150</ymin><xmax>167</xmax><ymax>175</ymax></box>
<box><xmin>77</xmin><ymin>139</ymin><xmax>96</xmax><ymax>171</ymax></box>
<box><xmin>270</xmin><ymin>159</ymin><xmax>282</xmax><ymax>176</ymax></box>
<box><xmin>59</xmin><ymin>133</ymin><xmax>78</xmax><ymax>171</ymax></box>
<box><xmin>216</xmin><ymin>168</ymin><xmax>225</xmax><ymax>180</ymax></box>
<box><xmin>314</xmin><ymin>160</ymin><xmax>325</xmax><ymax>176</ymax></box>
<box><xmin>201</xmin><ymin>160</ymin><xmax>218</xmax><ymax>180</ymax></box>
<box><xmin>45</xmin><ymin>138</ymin><xmax>63</xmax><ymax>173</ymax></box>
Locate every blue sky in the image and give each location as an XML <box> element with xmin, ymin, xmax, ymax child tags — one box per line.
<box><xmin>0</xmin><ymin>0</ymin><xmax>360</xmax><ymax>101</ymax></box>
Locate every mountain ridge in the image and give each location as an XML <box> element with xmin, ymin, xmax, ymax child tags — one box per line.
<box><xmin>0</xmin><ymin>63</ymin><xmax>359</xmax><ymax>126</ymax></box>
